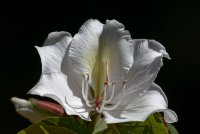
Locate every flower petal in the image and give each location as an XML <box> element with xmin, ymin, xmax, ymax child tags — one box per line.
<box><xmin>32</xmin><ymin>32</ymin><xmax>91</xmax><ymax>119</ymax></box>
<box><xmin>125</xmin><ymin>39</ymin><xmax>170</xmax><ymax>95</ymax></box>
<box><xmin>148</xmin><ymin>83</ymin><xmax>168</xmax><ymax>104</ymax></box>
<box><xmin>92</xmin><ymin>20</ymin><xmax>133</xmax><ymax>93</ymax></box>
<box><xmin>61</xmin><ymin>19</ymin><xmax>103</xmax><ymax>96</ymax></box>
<box><xmin>28</xmin><ymin>73</ymin><xmax>91</xmax><ymax>120</ymax></box>
<box><xmin>62</xmin><ymin>19</ymin><xmax>103</xmax><ymax>76</ymax></box>
<box><xmin>103</xmin><ymin>84</ymin><xmax>177</xmax><ymax>123</ymax></box>
<box><xmin>36</xmin><ymin>31</ymin><xmax>72</xmax><ymax>74</ymax></box>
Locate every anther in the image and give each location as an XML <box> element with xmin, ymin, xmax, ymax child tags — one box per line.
<box><xmin>123</xmin><ymin>80</ymin><xmax>128</xmax><ymax>85</ymax></box>
<box><xmin>112</xmin><ymin>82</ymin><xmax>115</xmax><ymax>86</ymax></box>
<box><xmin>83</xmin><ymin>73</ymin><xmax>89</xmax><ymax>80</ymax></box>
<box><xmin>104</xmin><ymin>81</ymin><xmax>108</xmax><ymax>85</ymax></box>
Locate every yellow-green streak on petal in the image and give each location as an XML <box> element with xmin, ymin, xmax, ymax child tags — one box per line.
<box><xmin>92</xmin><ymin>54</ymin><xmax>106</xmax><ymax>98</ymax></box>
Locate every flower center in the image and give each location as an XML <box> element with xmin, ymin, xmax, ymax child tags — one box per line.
<box><xmin>81</xmin><ymin>62</ymin><xmax>127</xmax><ymax>112</ymax></box>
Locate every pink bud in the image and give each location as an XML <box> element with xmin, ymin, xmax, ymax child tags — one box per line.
<box><xmin>30</xmin><ymin>98</ymin><xmax>65</xmax><ymax>116</ymax></box>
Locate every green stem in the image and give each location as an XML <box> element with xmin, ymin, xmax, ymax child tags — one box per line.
<box><xmin>88</xmin><ymin>112</ymin><xmax>101</xmax><ymax>133</ymax></box>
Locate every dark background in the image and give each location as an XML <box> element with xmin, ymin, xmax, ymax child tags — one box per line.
<box><xmin>1</xmin><ymin>0</ymin><xmax>199</xmax><ymax>133</ymax></box>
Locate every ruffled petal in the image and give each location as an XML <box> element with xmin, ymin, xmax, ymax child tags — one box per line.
<box><xmin>61</xmin><ymin>19</ymin><xmax>103</xmax><ymax>96</ymax></box>
<box><xmin>103</xmin><ymin>84</ymin><xmax>178</xmax><ymax>123</ymax></box>
<box><xmin>36</xmin><ymin>31</ymin><xmax>72</xmax><ymax>74</ymax></box>
<box><xmin>62</xmin><ymin>19</ymin><xmax>103</xmax><ymax>76</ymax></box>
<box><xmin>92</xmin><ymin>20</ymin><xmax>133</xmax><ymax>94</ymax></box>
<box><xmin>32</xmin><ymin>32</ymin><xmax>91</xmax><ymax>119</ymax></box>
<box><xmin>28</xmin><ymin>73</ymin><xmax>91</xmax><ymax>120</ymax></box>
<box><xmin>125</xmin><ymin>39</ymin><xmax>170</xmax><ymax>95</ymax></box>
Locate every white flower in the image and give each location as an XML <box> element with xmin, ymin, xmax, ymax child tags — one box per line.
<box><xmin>28</xmin><ymin>19</ymin><xmax>178</xmax><ymax>123</ymax></box>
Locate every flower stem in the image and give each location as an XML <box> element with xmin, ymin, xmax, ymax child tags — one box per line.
<box><xmin>88</xmin><ymin>111</ymin><xmax>108</xmax><ymax>134</ymax></box>
<box><xmin>88</xmin><ymin>112</ymin><xmax>101</xmax><ymax>133</ymax></box>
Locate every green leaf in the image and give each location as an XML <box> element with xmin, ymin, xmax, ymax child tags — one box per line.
<box><xmin>105</xmin><ymin>113</ymin><xmax>169</xmax><ymax>134</ymax></box>
<box><xmin>18</xmin><ymin>116</ymin><xmax>89</xmax><ymax>134</ymax></box>
<box><xmin>18</xmin><ymin>113</ymin><xmax>178</xmax><ymax>134</ymax></box>
<box><xmin>167</xmin><ymin>124</ymin><xmax>179</xmax><ymax>134</ymax></box>
<box><xmin>18</xmin><ymin>124</ymin><xmax>76</xmax><ymax>134</ymax></box>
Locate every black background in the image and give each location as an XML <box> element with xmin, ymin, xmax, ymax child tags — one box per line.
<box><xmin>1</xmin><ymin>0</ymin><xmax>199</xmax><ymax>133</ymax></box>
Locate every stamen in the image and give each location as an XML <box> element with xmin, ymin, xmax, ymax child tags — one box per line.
<box><xmin>81</xmin><ymin>75</ymin><xmax>86</xmax><ymax>100</ymax></box>
<box><xmin>103</xmin><ymin>81</ymin><xmax>127</xmax><ymax>111</ymax></box>
<box><xmin>97</xmin><ymin>84</ymin><xmax>107</xmax><ymax>113</ymax></box>
<box><xmin>104</xmin><ymin>82</ymin><xmax>115</xmax><ymax>103</ymax></box>
<box><xmin>65</xmin><ymin>97</ymin><xmax>94</xmax><ymax>111</ymax></box>
<box><xmin>81</xmin><ymin>73</ymin><xmax>95</xmax><ymax>107</ymax></box>
<box><xmin>85</xmin><ymin>78</ymin><xmax>89</xmax><ymax>101</ymax></box>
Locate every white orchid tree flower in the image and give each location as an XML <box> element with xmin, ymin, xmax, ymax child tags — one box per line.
<box><xmin>28</xmin><ymin>19</ymin><xmax>177</xmax><ymax>124</ymax></box>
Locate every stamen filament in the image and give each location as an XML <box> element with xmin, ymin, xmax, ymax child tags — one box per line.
<box><xmin>103</xmin><ymin>81</ymin><xmax>127</xmax><ymax>111</ymax></box>
<box><xmin>81</xmin><ymin>76</ymin><xmax>87</xmax><ymax>101</ymax></box>
<box><xmin>97</xmin><ymin>84</ymin><xmax>107</xmax><ymax>113</ymax></box>
<box><xmin>81</xmin><ymin>73</ymin><xmax>95</xmax><ymax>107</ymax></box>
<box><xmin>104</xmin><ymin>83</ymin><xmax>115</xmax><ymax>103</ymax></box>
<box><xmin>65</xmin><ymin>97</ymin><xmax>94</xmax><ymax>111</ymax></box>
